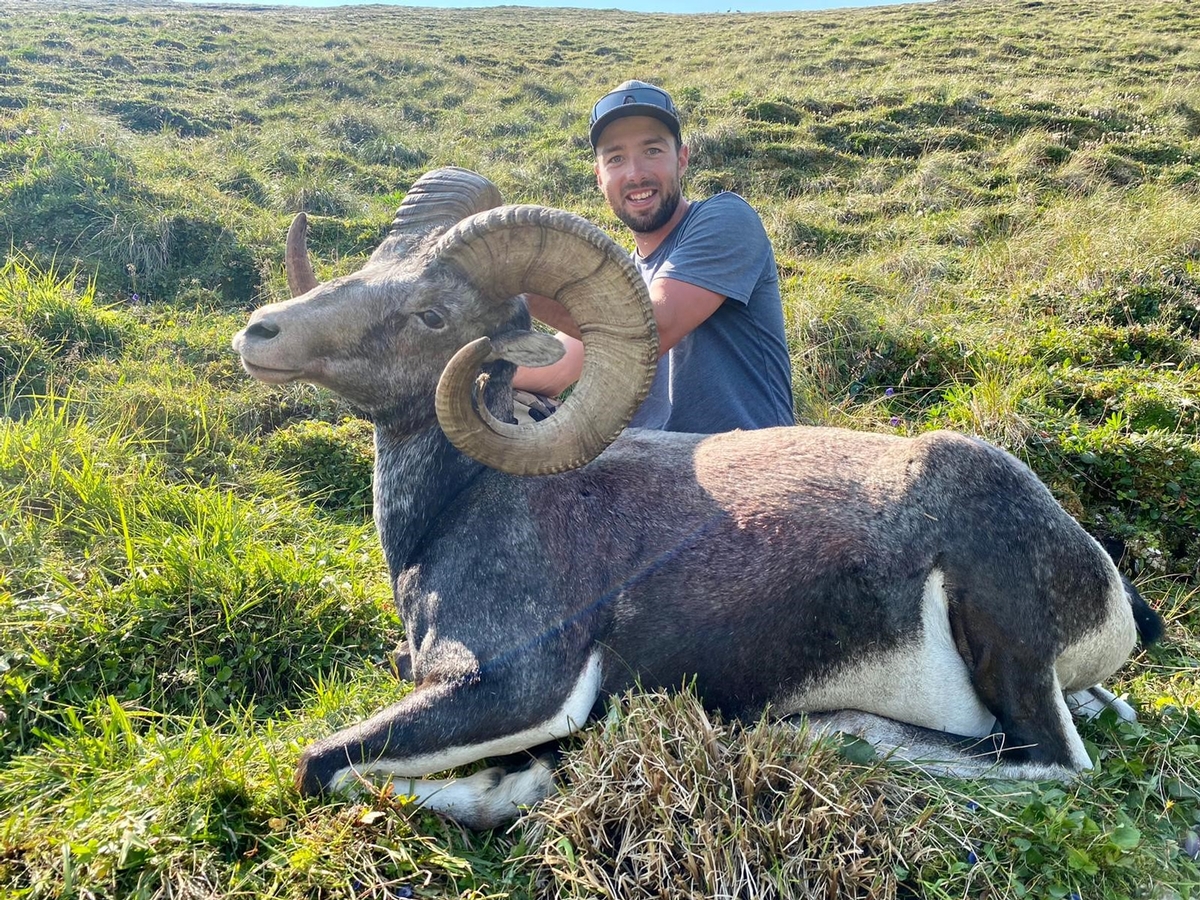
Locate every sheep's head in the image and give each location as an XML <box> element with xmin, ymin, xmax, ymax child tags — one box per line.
<box><xmin>233</xmin><ymin>167</ymin><xmax>658</xmax><ymax>475</ymax></box>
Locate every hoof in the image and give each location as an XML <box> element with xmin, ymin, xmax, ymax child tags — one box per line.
<box><xmin>383</xmin><ymin>639</ymin><xmax>413</xmax><ymax>681</ymax></box>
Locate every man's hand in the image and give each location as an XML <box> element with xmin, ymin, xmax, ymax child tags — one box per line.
<box><xmin>513</xmin><ymin>332</ymin><xmax>584</xmax><ymax>396</ymax></box>
<box><xmin>515</xmin><ymin>278</ymin><xmax>726</xmax><ymax>397</ymax></box>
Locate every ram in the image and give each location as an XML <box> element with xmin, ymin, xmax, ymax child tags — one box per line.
<box><xmin>233</xmin><ymin>168</ymin><xmax>1161</xmax><ymax>829</ymax></box>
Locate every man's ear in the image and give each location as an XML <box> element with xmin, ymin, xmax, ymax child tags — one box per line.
<box><xmin>678</xmin><ymin>142</ymin><xmax>690</xmax><ymax>176</ymax></box>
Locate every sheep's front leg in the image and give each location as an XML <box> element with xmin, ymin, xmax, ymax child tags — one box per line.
<box><xmin>378</xmin><ymin>750</ymin><xmax>560</xmax><ymax>826</ymax></box>
<box><xmin>297</xmin><ymin>650</ymin><xmax>602</xmax><ymax>829</ymax></box>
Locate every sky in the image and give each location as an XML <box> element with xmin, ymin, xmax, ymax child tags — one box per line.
<box><xmin>181</xmin><ymin>0</ymin><xmax>925</xmax><ymax>14</ymax></box>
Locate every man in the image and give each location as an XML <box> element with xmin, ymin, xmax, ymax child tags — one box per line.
<box><xmin>514</xmin><ymin>79</ymin><xmax>795</xmax><ymax>434</ymax></box>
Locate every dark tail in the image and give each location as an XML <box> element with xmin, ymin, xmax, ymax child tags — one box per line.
<box><xmin>1122</xmin><ymin>574</ymin><xmax>1165</xmax><ymax>647</ymax></box>
<box><xmin>1098</xmin><ymin>535</ymin><xmax>1165</xmax><ymax>647</ymax></box>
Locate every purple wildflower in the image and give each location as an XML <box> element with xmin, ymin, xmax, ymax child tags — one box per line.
<box><xmin>885</xmin><ymin>387</ymin><xmax>895</xmax><ymax>397</ymax></box>
<box><xmin>890</xmin><ymin>416</ymin><xmax>901</xmax><ymax>427</ymax></box>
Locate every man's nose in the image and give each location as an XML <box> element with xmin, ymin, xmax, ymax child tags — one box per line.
<box><xmin>625</xmin><ymin>158</ymin><xmax>650</xmax><ymax>181</ymax></box>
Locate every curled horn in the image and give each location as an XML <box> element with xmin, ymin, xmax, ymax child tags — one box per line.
<box><xmin>283</xmin><ymin>167</ymin><xmax>503</xmax><ymax>298</ymax></box>
<box><xmin>432</xmin><ymin>205</ymin><xmax>658</xmax><ymax>476</ymax></box>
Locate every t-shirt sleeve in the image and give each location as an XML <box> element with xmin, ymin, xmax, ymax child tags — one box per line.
<box><xmin>651</xmin><ymin>193</ymin><xmax>772</xmax><ymax>306</ymax></box>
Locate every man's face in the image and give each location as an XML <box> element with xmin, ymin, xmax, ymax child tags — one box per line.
<box><xmin>594</xmin><ymin>116</ymin><xmax>689</xmax><ymax>235</ymax></box>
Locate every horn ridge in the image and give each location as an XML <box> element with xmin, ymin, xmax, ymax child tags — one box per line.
<box><xmin>389</xmin><ymin>166</ymin><xmax>503</xmax><ymax>237</ymax></box>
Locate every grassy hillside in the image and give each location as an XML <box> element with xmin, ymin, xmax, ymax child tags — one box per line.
<box><xmin>1</xmin><ymin>0</ymin><xmax>1198</xmax><ymax>897</ymax></box>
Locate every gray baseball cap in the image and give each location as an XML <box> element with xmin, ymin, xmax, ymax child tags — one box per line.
<box><xmin>589</xmin><ymin>80</ymin><xmax>681</xmax><ymax>150</ymax></box>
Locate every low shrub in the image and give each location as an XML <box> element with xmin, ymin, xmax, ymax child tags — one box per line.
<box><xmin>527</xmin><ymin>691</ymin><xmax>921</xmax><ymax>899</ymax></box>
<box><xmin>525</xmin><ymin>690</ymin><xmax>1187</xmax><ymax>899</ymax></box>
<box><xmin>261</xmin><ymin>417</ymin><xmax>375</xmax><ymax>519</ymax></box>
<box><xmin>1029</xmin><ymin>420</ymin><xmax>1200</xmax><ymax>574</ymax></box>
<box><xmin>1048</xmin><ymin>363</ymin><xmax>1200</xmax><ymax>432</ymax></box>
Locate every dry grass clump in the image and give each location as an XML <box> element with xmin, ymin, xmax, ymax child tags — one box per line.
<box><xmin>524</xmin><ymin>690</ymin><xmax>958</xmax><ymax>900</ymax></box>
<box><xmin>997</xmin><ymin>128</ymin><xmax>1071</xmax><ymax>183</ymax></box>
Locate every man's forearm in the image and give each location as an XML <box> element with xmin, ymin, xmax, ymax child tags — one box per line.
<box><xmin>513</xmin><ymin>332</ymin><xmax>584</xmax><ymax>396</ymax></box>
<box><xmin>517</xmin><ymin>277</ymin><xmax>718</xmax><ymax>397</ymax></box>
<box><xmin>524</xmin><ymin>293</ymin><xmax>581</xmax><ymax>339</ymax></box>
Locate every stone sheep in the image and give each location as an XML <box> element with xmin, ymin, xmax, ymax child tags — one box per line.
<box><xmin>232</xmin><ymin>167</ymin><xmax>1162</xmax><ymax>829</ymax></box>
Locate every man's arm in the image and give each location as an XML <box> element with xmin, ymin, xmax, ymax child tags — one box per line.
<box><xmin>523</xmin><ymin>293</ymin><xmax>580</xmax><ymax>340</ymax></box>
<box><xmin>513</xmin><ymin>332</ymin><xmax>584</xmax><ymax>396</ymax></box>
<box><xmin>514</xmin><ymin>279</ymin><xmax>725</xmax><ymax>396</ymax></box>
<box><xmin>650</xmin><ymin>277</ymin><xmax>726</xmax><ymax>353</ymax></box>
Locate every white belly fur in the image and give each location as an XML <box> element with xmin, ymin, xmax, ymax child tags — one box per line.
<box><xmin>784</xmin><ymin>568</ymin><xmax>997</xmax><ymax>737</ymax></box>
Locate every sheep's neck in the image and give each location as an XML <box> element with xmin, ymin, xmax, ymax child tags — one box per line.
<box><xmin>372</xmin><ymin>425</ymin><xmax>483</xmax><ymax>574</ymax></box>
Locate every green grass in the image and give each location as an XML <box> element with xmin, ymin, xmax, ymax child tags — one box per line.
<box><xmin>1</xmin><ymin>0</ymin><xmax>1199</xmax><ymax>896</ymax></box>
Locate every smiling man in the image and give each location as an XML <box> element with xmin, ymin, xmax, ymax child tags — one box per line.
<box><xmin>515</xmin><ymin>80</ymin><xmax>795</xmax><ymax>434</ymax></box>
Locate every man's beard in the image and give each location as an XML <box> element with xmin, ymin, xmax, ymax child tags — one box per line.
<box><xmin>616</xmin><ymin>181</ymin><xmax>682</xmax><ymax>234</ymax></box>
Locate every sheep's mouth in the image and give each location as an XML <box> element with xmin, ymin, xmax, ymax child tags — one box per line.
<box><xmin>239</xmin><ymin>360</ymin><xmax>304</xmax><ymax>384</ymax></box>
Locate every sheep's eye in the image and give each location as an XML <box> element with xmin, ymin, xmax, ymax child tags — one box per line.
<box><xmin>419</xmin><ymin>309</ymin><xmax>445</xmax><ymax>329</ymax></box>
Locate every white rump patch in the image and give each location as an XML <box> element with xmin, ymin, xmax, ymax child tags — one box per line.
<box><xmin>327</xmin><ymin>650</ymin><xmax>602</xmax><ymax>793</ymax></box>
<box><xmin>1054</xmin><ymin>559</ymin><xmax>1136</xmax><ymax>692</ymax></box>
<box><xmin>786</xmin><ymin>568</ymin><xmax>996</xmax><ymax>737</ymax></box>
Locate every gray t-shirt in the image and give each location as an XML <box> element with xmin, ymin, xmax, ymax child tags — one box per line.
<box><xmin>628</xmin><ymin>192</ymin><xmax>795</xmax><ymax>434</ymax></box>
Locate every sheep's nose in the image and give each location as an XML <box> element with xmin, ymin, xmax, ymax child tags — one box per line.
<box><xmin>245</xmin><ymin>320</ymin><xmax>280</xmax><ymax>340</ymax></box>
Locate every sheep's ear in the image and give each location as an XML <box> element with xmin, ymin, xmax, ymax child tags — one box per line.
<box><xmin>487</xmin><ymin>331</ymin><xmax>565</xmax><ymax>368</ymax></box>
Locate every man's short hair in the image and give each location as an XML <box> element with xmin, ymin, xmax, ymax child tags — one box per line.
<box><xmin>589</xmin><ymin>80</ymin><xmax>682</xmax><ymax>150</ymax></box>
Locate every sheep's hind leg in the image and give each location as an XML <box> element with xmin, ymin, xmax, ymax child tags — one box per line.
<box><xmin>1066</xmin><ymin>684</ymin><xmax>1137</xmax><ymax>723</ymax></box>
<box><xmin>802</xmin><ymin>710</ymin><xmax>1079</xmax><ymax>781</ymax></box>
<box><xmin>805</xmin><ymin>661</ymin><xmax>1095</xmax><ymax>781</ymax></box>
<box><xmin>806</xmin><ymin>680</ymin><xmax>1128</xmax><ymax>782</ymax></box>
<box><xmin>965</xmin><ymin>654</ymin><xmax>1095</xmax><ymax>778</ymax></box>
<box><xmin>948</xmin><ymin>577</ymin><xmax>1097</xmax><ymax>777</ymax></box>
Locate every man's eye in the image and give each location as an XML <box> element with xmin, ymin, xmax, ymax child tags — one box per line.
<box><xmin>419</xmin><ymin>309</ymin><xmax>445</xmax><ymax>329</ymax></box>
